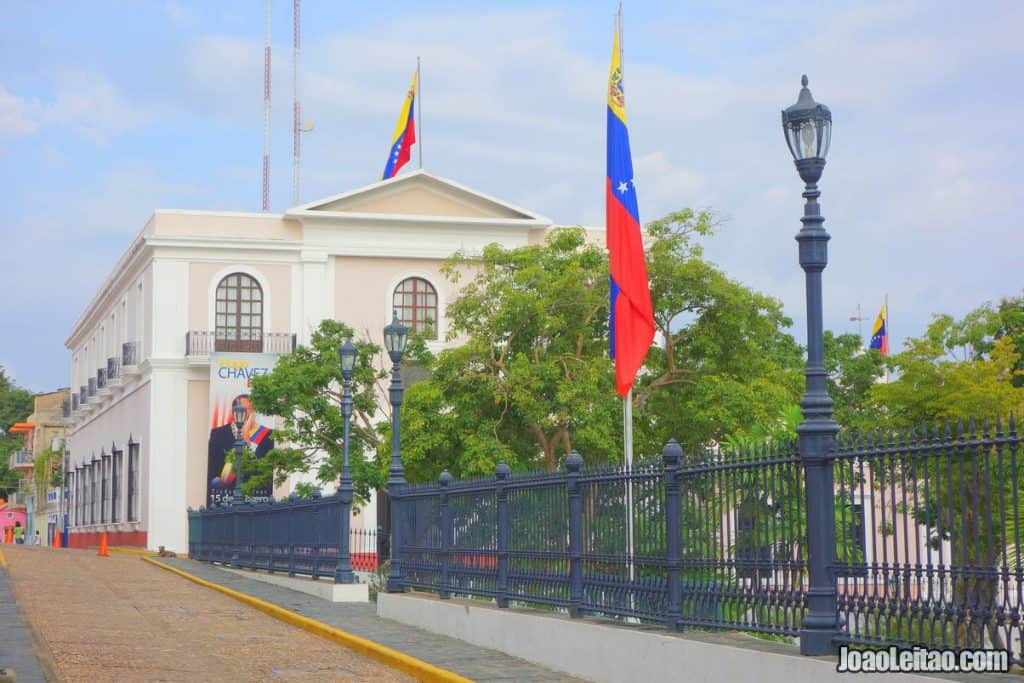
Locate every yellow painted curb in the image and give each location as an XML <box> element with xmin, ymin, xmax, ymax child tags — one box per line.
<box><xmin>142</xmin><ymin>557</ymin><xmax>472</xmax><ymax>683</ymax></box>
<box><xmin>0</xmin><ymin>546</ymin><xmax>7</xmax><ymax>569</ymax></box>
<box><xmin>108</xmin><ymin>547</ymin><xmax>158</xmax><ymax>557</ymax></box>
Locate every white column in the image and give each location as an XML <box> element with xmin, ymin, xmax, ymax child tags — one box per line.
<box><xmin>300</xmin><ymin>250</ymin><xmax>331</xmax><ymax>338</ymax></box>
<box><xmin>147</xmin><ymin>366</ymin><xmax>189</xmax><ymax>552</ymax></box>
<box><xmin>150</xmin><ymin>259</ymin><xmax>189</xmax><ymax>358</ymax></box>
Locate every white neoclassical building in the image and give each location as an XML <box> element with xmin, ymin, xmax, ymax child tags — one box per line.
<box><xmin>64</xmin><ymin>170</ymin><xmax>559</xmax><ymax>552</ymax></box>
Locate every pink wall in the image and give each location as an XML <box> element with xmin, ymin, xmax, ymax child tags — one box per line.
<box><xmin>0</xmin><ymin>503</ymin><xmax>28</xmax><ymax>535</ymax></box>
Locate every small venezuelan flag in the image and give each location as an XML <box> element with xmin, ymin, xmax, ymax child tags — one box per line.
<box><xmin>607</xmin><ymin>26</ymin><xmax>654</xmax><ymax>397</ymax></box>
<box><xmin>249</xmin><ymin>425</ymin><xmax>271</xmax><ymax>446</ymax></box>
<box><xmin>868</xmin><ymin>304</ymin><xmax>888</xmax><ymax>355</ymax></box>
<box><xmin>382</xmin><ymin>70</ymin><xmax>418</xmax><ymax>180</ymax></box>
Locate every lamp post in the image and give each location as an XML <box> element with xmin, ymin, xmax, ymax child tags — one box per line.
<box><xmin>383</xmin><ymin>310</ymin><xmax>409</xmax><ymax>593</ymax></box>
<box><xmin>232</xmin><ymin>401</ymin><xmax>246</xmax><ymax>506</ymax></box>
<box><xmin>62</xmin><ymin>440</ymin><xmax>70</xmax><ymax>547</ymax></box>
<box><xmin>782</xmin><ymin>75</ymin><xmax>840</xmax><ymax>655</ymax></box>
<box><xmin>230</xmin><ymin>400</ymin><xmax>246</xmax><ymax>566</ymax></box>
<box><xmin>335</xmin><ymin>337</ymin><xmax>358</xmax><ymax>584</ymax></box>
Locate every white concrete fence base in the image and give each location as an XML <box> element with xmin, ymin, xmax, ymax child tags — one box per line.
<box><xmin>221</xmin><ymin>567</ymin><xmax>369</xmax><ymax>603</ymax></box>
<box><xmin>377</xmin><ymin>593</ymin><xmax>947</xmax><ymax>683</ymax></box>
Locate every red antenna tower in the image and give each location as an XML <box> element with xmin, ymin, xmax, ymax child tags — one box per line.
<box><xmin>292</xmin><ymin>0</ymin><xmax>301</xmax><ymax>204</ymax></box>
<box><xmin>262</xmin><ymin>0</ymin><xmax>272</xmax><ymax>212</ymax></box>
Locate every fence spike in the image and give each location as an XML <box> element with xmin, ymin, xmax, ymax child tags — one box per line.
<box><xmin>968</xmin><ymin>417</ymin><xmax>976</xmax><ymax>440</ymax></box>
<box><xmin>1010</xmin><ymin>413</ymin><xmax>1017</xmax><ymax>438</ymax></box>
<box><xmin>996</xmin><ymin>414</ymin><xmax>1004</xmax><ymax>439</ymax></box>
<box><xmin>982</xmin><ymin>416</ymin><xmax>991</xmax><ymax>440</ymax></box>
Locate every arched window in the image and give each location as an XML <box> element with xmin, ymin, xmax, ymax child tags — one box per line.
<box><xmin>393</xmin><ymin>277</ymin><xmax>438</xmax><ymax>339</ymax></box>
<box><xmin>215</xmin><ymin>273</ymin><xmax>264</xmax><ymax>352</ymax></box>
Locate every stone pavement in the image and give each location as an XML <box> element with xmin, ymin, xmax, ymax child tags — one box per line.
<box><xmin>2</xmin><ymin>546</ymin><xmax>413</xmax><ymax>682</ymax></box>
<box><xmin>0</xmin><ymin>556</ymin><xmax>47</xmax><ymax>683</ymax></box>
<box><xmin>159</xmin><ymin>557</ymin><xmax>585</xmax><ymax>682</ymax></box>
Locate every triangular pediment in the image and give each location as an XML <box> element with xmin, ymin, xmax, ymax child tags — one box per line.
<box><xmin>291</xmin><ymin>170</ymin><xmax>548</xmax><ymax>223</ymax></box>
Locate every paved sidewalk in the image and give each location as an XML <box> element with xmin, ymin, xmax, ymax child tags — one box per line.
<box><xmin>160</xmin><ymin>557</ymin><xmax>584</xmax><ymax>682</ymax></box>
<box><xmin>3</xmin><ymin>547</ymin><xmax>413</xmax><ymax>682</ymax></box>
<box><xmin>0</xmin><ymin>560</ymin><xmax>47</xmax><ymax>683</ymax></box>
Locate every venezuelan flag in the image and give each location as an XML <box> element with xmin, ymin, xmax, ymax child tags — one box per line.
<box><xmin>868</xmin><ymin>304</ymin><xmax>888</xmax><ymax>355</ymax></box>
<box><xmin>382</xmin><ymin>70</ymin><xmax>418</xmax><ymax>180</ymax></box>
<box><xmin>607</xmin><ymin>27</ymin><xmax>654</xmax><ymax>397</ymax></box>
<box><xmin>249</xmin><ymin>425</ymin><xmax>271</xmax><ymax>446</ymax></box>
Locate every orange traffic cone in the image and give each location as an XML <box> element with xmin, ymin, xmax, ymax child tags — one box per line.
<box><xmin>97</xmin><ymin>532</ymin><xmax>109</xmax><ymax>557</ymax></box>
<box><xmin>53</xmin><ymin>529</ymin><xmax>62</xmax><ymax>548</ymax></box>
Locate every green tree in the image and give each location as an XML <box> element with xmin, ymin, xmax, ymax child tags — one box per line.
<box><xmin>0</xmin><ymin>366</ymin><xmax>33</xmax><ymax>432</ymax></box>
<box><xmin>248</xmin><ymin>319</ymin><xmax>429</xmax><ymax>503</ymax></box>
<box><xmin>866</xmin><ymin>310</ymin><xmax>1024</xmax><ymax>648</ymax></box>
<box><xmin>390</xmin><ymin>210</ymin><xmax>808</xmax><ymax>482</ymax></box>
<box><xmin>822</xmin><ymin>330</ymin><xmax>885</xmax><ymax>430</ymax></box>
<box><xmin>385</xmin><ymin>227</ymin><xmax>619</xmax><ymax>481</ymax></box>
<box><xmin>635</xmin><ymin>209</ymin><xmax>804</xmax><ymax>454</ymax></box>
<box><xmin>0</xmin><ymin>366</ymin><xmax>32</xmax><ymax>496</ymax></box>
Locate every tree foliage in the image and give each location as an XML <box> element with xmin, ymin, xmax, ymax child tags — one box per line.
<box><xmin>871</xmin><ymin>311</ymin><xmax>1024</xmax><ymax>425</ymax></box>
<box><xmin>388</xmin><ymin>211</ymin><xmax>806</xmax><ymax>483</ymax></box>
<box><xmin>0</xmin><ymin>366</ymin><xmax>33</xmax><ymax>432</ymax></box>
<box><xmin>383</xmin><ymin>228</ymin><xmax>619</xmax><ymax>481</ymax></box>
<box><xmin>635</xmin><ymin>209</ymin><xmax>803</xmax><ymax>453</ymax></box>
<box><xmin>822</xmin><ymin>330</ymin><xmax>886</xmax><ymax>430</ymax></box>
<box><xmin>249</xmin><ymin>320</ymin><xmax>388</xmax><ymax>504</ymax></box>
<box><xmin>0</xmin><ymin>366</ymin><xmax>32</xmax><ymax>495</ymax></box>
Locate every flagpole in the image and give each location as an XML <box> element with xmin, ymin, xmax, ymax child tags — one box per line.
<box><xmin>617</xmin><ymin>1</ymin><xmax>637</xmax><ymax>599</ymax></box>
<box><xmin>417</xmin><ymin>56</ymin><xmax>422</xmax><ymax>169</ymax></box>
<box><xmin>884</xmin><ymin>292</ymin><xmax>890</xmax><ymax>382</ymax></box>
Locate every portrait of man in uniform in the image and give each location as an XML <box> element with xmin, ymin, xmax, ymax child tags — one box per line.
<box><xmin>206</xmin><ymin>393</ymin><xmax>274</xmax><ymax>506</ymax></box>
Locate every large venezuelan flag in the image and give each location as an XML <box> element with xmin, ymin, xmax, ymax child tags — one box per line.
<box><xmin>382</xmin><ymin>70</ymin><xmax>418</xmax><ymax>180</ymax></box>
<box><xmin>868</xmin><ymin>304</ymin><xmax>888</xmax><ymax>355</ymax></box>
<box><xmin>607</xmin><ymin>28</ymin><xmax>654</xmax><ymax>397</ymax></box>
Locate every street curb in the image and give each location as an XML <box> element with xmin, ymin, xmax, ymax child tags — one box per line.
<box><xmin>141</xmin><ymin>557</ymin><xmax>472</xmax><ymax>683</ymax></box>
<box><xmin>108</xmin><ymin>547</ymin><xmax>158</xmax><ymax>557</ymax></box>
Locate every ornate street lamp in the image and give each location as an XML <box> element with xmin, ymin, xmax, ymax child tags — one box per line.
<box><xmin>383</xmin><ymin>310</ymin><xmax>409</xmax><ymax>593</ymax></box>
<box><xmin>335</xmin><ymin>337</ymin><xmax>358</xmax><ymax>584</ymax></box>
<box><xmin>783</xmin><ymin>75</ymin><xmax>840</xmax><ymax>655</ymax></box>
<box><xmin>232</xmin><ymin>400</ymin><xmax>247</xmax><ymax>506</ymax></box>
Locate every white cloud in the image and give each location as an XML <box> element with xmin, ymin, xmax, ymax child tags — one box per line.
<box><xmin>44</xmin><ymin>70</ymin><xmax>150</xmax><ymax>145</ymax></box>
<box><xmin>0</xmin><ymin>85</ymin><xmax>39</xmax><ymax>139</ymax></box>
<box><xmin>164</xmin><ymin>1</ymin><xmax>193</xmax><ymax>26</ymax></box>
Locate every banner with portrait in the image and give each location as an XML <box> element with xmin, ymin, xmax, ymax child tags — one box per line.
<box><xmin>207</xmin><ymin>352</ymin><xmax>279</xmax><ymax>508</ymax></box>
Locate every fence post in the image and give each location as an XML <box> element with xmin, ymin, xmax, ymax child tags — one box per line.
<box><xmin>266</xmin><ymin>499</ymin><xmax>276</xmax><ymax>573</ymax></box>
<box><xmin>800</xmin><ymin>427</ymin><xmax>841</xmax><ymax>654</ymax></box>
<box><xmin>566</xmin><ymin>450</ymin><xmax>584</xmax><ymax>618</ymax></box>
<box><xmin>495</xmin><ymin>462</ymin><xmax>511</xmax><ymax>608</ymax></box>
<box><xmin>662</xmin><ymin>440</ymin><xmax>683</xmax><ymax>630</ymax></box>
<box><xmin>288</xmin><ymin>495</ymin><xmax>297</xmax><ymax>577</ymax></box>
<box><xmin>311</xmin><ymin>501</ymin><xmax>320</xmax><ymax>580</ymax></box>
<box><xmin>232</xmin><ymin>503</ymin><xmax>241</xmax><ymax>568</ymax></box>
<box><xmin>439</xmin><ymin>470</ymin><xmax>453</xmax><ymax>599</ymax></box>
<box><xmin>248</xmin><ymin>504</ymin><xmax>256</xmax><ymax>568</ymax></box>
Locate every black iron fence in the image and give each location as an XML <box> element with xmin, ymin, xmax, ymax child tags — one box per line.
<box><xmin>391</xmin><ymin>416</ymin><xmax>1024</xmax><ymax>662</ymax></box>
<box><xmin>188</xmin><ymin>496</ymin><xmax>383</xmax><ymax>578</ymax></box>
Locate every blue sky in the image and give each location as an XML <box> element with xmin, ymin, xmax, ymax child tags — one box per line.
<box><xmin>1</xmin><ymin>1</ymin><xmax>1021</xmax><ymax>391</ymax></box>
